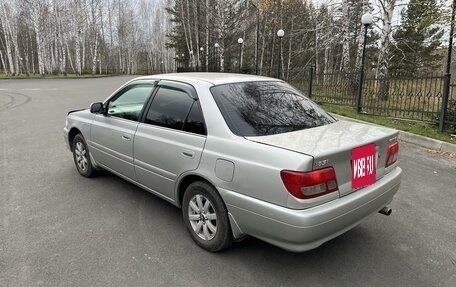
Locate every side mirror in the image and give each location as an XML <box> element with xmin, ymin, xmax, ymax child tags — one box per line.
<box><xmin>90</xmin><ymin>102</ymin><xmax>104</xmax><ymax>114</ymax></box>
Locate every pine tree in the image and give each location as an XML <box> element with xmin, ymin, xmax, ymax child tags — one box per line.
<box><xmin>391</xmin><ymin>0</ymin><xmax>444</xmax><ymax>75</ymax></box>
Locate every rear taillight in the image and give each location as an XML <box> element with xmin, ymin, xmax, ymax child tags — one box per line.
<box><xmin>280</xmin><ymin>167</ymin><xmax>338</xmax><ymax>199</ymax></box>
<box><xmin>385</xmin><ymin>141</ymin><xmax>399</xmax><ymax>167</ymax></box>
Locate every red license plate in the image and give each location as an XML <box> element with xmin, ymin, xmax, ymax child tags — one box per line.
<box><xmin>351</xmin><ymin>143</ymin><xmax>376</xmax><ymax>190</ymax></box>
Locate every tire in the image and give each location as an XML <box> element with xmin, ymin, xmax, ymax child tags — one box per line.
<box><xmin>72</xmin><ymin>134</ymin><xmax>96</xmax><ymax>177</ymax></box>
<box><xmin>182</xmin><ymin>181</ymin><xmax>233</xmax><ymax>252</ymax></box>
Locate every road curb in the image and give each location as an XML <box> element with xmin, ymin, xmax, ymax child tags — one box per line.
<box><xmin>332</xmin><ymin>114</ymin><xmax>456</xmax><ymax>154</ymax></box>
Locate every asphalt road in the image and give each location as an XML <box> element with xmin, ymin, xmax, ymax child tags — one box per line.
<box><xmin>1</xmin><ymin>76</ymin><xmax>455</xmax><ymax>287</ymax></box>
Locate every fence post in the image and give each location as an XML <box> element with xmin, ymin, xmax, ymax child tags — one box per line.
<box><xmin>307</xmin><ymin>66</ymin><xmax>313</xmax><ymax>99</ymax></box>
<box><xmin>439</xmin><ymin>74</ymin><xmax>451</xmax><ymax>133</ymax></box>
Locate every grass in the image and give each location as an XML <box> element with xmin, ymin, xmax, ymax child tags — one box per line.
<box><xmin>321</xmin><ymin>103</ymin><xmax>456</xmax><ymax>145</ymax></box>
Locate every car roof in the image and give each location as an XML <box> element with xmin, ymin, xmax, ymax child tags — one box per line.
<box><xmin>135</xmin><ymin>73</ymin><xmax>282</xmax><ymax>86</ymax></box>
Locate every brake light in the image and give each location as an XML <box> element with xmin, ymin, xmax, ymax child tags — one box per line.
<box><xmin>280</xmin><ymin>167</ymin><xmax>338</xmax><ymax>199</ymax></box>
<box><xmin>385</xmin><ymin>141</ymin><xmax>399</xmax><ymax>167</ymax></box>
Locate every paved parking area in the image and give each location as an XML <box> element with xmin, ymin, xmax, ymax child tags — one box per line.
<box><xmin>1</xmin><ymin>76</ymin><xmax>455</xmax><ymax>287</ymax></box>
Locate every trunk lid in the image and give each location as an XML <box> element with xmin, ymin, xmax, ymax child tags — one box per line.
<box><xmin>246</xmin><ymin>119</ymin><xmax>399</xmax><ymax>197</ymax></box>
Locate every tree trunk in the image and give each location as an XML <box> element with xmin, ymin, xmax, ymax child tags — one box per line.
<box><xmin>186</xmin><ymin>0</ymin><xmax>194</xmax><ymax>67</ymax></box>
<box><xmin>192</xmin><ymin>0</ymin><xmax>200</xmax><ymax>69</ymax></box>
<box><xmin>259</xmin><ymin>22</ymin><xmax>266</xmax><ymax>75</ymax></box>
<box><xmin>341</xmin><ymin>0</ymin><xmax>350</xmax><ymax>72</ymax></box>
<box><xmin>0</xmin><ymin>2</ymin><xmax>15</xmax><ymax>75</ymax></box>
<box><xmin>0</xmin><ymin>51</ymin><xmax>6</xmax><ymax>74</ymax></box>
<box><xmin>215</xmin><ymin>0</ymin><xmax>225</xmax><ymax>71</ymax></box>
<box><xmin>286</xmin><ymin>19</ymin><xmax>293</xmax><ymax>81</ymax></box>
<box><xmin>205</xmin><ymin>0</ymin><xmax>209</xmax><ymax>71</ymax></box>
<box><xmin>30</xmin><ymin>1</ymin><xmax>45</xmax><ymax>75</ymax></box>
<box><xmin>377</xmin><ymin>0</ymin><xmax>396</xmax><ymax>101</ymax></box>
<box><xmin>269</xmin><ymin>28</ymin><xmax>275</xmax><ymax>77</ymax></box>
<box><xmin>180</xmin><ymin>0</ymin><xmax>191</xmax><ymax>66</ymax></box>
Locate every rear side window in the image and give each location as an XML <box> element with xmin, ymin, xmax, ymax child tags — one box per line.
<box><xmin>145</xmin><ymin>87</ymin><xmax>194</xmax><ymax>130</ymax></box>
<box><xmin>144</xmin><ymin>86</ymin><xmax>206</xmax><ymax>135</ymax></box>
<box><xmin>210</xmin><ymin>81</ymin><xmax>336</xmax><ymax>136</ymax></box>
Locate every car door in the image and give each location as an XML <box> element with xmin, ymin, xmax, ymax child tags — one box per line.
<box><xmin>133</xmin><ymin>80</ymin><xmax>207</xmax><ymax>201</ymax></box>
<box><xmin>89</xmin><ymin>81</ymin><xmax>156</xmax><ymax>180</ymax></box>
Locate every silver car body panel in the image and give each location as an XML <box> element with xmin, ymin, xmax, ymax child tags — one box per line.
<box><xmin>64</xmin><ymin>73</ymin><xmax>402</xmax><ymax>252</ymax></box>
<box><xmin>134</xmin><ymin>124</ymin><xmax>206</xmax><ymax>201</ymax></box>
<box><xmin>89</xmin><ymin>115</ymin><xmax>138</xmax><ymax>180</ymax></box>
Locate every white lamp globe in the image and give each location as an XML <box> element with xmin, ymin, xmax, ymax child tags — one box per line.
<box><xmin>238</xmin><ymin>38</ymin><xmax>244</xmax><ymax>44</ymax></box>
<box><xmin>277</xmin><ymin>29</ymin><xmax>285</xmax><ymax>38</ymax></box>
<box><xmin>361</xmin><ymin>13</ymin><xmax>373</xmax><ymax>25</ymax></box>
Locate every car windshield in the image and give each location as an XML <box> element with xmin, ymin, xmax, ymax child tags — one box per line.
<box><xmin>210</xmin><ymin>81</ymin><xmax>336</xmax><ymax>136</ymax></box>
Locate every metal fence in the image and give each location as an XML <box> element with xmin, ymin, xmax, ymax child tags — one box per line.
<box><xmin>361</xmin><ymin>75</ymin><xmax>446</xmax><ymax>123</ymax></box>
<box><xmin>311</xmin><ymin>72</ymin><xmax>359</xmax><ymax>107</ymax></box>
<box><xmin>289</xmin><ymin>68</ymin><xmax>455</xmax><ymax>133</ymax></box>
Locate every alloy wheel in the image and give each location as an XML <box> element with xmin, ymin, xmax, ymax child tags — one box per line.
<box><xmin>188</xmin><ymin>194</ymin><xmax>217</xmax><ymax>240</ymax></box>
<box><xmin>75</xmin><ymin>141</ymin><xmax>88</xmax><ymax>172</ymax></box>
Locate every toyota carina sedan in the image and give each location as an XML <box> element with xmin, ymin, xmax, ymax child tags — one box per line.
<box><xmin>64</xmin><ymin>73</ymin><xmax>402</xmax><ymax>252</ymax></box>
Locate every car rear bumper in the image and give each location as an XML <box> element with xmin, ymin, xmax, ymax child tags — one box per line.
<box><xmin>219</xmin><ymin>166</ymin><xmax>402</xmax><ymax>252</ymax></box>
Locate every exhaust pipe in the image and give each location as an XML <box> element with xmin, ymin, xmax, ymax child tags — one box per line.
<box><xmin>379</xmin><ymin>207</ymin><xmax>392</xmax><ymax>216</ymax></box>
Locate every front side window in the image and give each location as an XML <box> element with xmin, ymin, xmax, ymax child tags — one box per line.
<box><xmin>107</xmin><ymin>83</ymin><xmax>154</xmax><ymax>121</ymax></box>
<box><xmin>210</xmin><ymin>81</ymin><xmax>336</xmax><ymax>136</ymax></box>
<box><xmin>145</xmin><ymin>87</ymin><xmax>195</xmax><ymax>131</ymax></box>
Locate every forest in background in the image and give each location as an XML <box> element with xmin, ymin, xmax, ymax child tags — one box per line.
<box><xmin>0</xmin><ymin>0</ymin><xmax>172</xmax><ymax>76</ymax></box>
<box><xmin>0</xmin><ymin>0</ymin><xmax>454</xmax><ymax>79</ymax></box>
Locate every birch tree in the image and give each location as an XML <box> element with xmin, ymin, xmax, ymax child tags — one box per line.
<box><xmin>341</xmin><ymin>0</ymin><xmax>351</xmax><ymax>72</ymax></box>
<box><xmin>375</xmin><ymin>0</ymin><xmax>397</xmax><ymax>100</ymax></box>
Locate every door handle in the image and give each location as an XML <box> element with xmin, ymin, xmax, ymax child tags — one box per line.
<box><xmin>122</xmin><ymin>134</ymin><xmax>131</xmax><ymax>141</ymax></box>
<box><xmin>182</xmin><ymin>151</ymin><xmax>195</xmax><ymax>158</ymax></box>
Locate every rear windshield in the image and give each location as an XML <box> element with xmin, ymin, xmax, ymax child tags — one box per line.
<box><xmin>210</xmin><ymin>81</ymin><xmax>336</xmax><ymax>136</ymax></box>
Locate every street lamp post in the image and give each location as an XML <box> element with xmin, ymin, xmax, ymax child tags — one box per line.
<box><xmin>176</xmin><ymin>55</ymin><xmax>179</xmax><ymax>71</ymax></box>
<box><xmin>200</xmin><ymin>47</ymin><xmax>204</xmax><ymax>72</ymax></box>
<box><xmin>276</xmin><ymin>29</ymin><xmax>284</xmax><ymax>79</ymax></box>
<box><xmin>19</xmin><ymin>57</ymin><xmax>23</xmax><ymax>75</ymax></box>
<box><xmin>59</xmin><ymin>58</ymin><xmax>65</xmax><ymax>76</ymax></box>
<box><xmin>214</xmin><ymin>43</ymin><xmax>219</xmax><ymax>72</ymax></box>
<box><xmin>356</xmin><ymin>13</ymin><xmax>373</xmax><ymax>113</ymax></box>
<box><xmin>237</xmin><ymin>38</ymin><xmax>244</xmax><ymax>73</ymax></box>
<box><xmin>189</xmin><ymin>50</ymin><xmax>194</xmax><ymax>71</ymax></box>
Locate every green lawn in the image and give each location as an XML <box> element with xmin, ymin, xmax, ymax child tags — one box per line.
<box><xmin>321</xmin><ymin>103</ymin><xmax>456</xmax><ymax>145</ymax></box>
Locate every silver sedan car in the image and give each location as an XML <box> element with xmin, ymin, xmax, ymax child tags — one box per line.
<box><xmin>64</xmin><ymin>73</ymin><xmax>402</xmax><ymax>252</ymax></box>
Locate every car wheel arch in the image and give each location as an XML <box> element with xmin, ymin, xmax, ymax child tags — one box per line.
<box><xmin>176</xmin><ymin>173</ymin><xmax>219</xmax><ymax>208</ymax></box>
<box><xmin>68</xmin><ymin>127</ymin><xmax>82</xmax><ymax>151</ymax></box>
